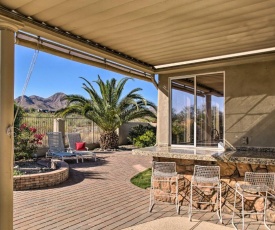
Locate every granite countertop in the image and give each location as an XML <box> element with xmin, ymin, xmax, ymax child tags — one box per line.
<box><xmin>215</xmin><ymin>151</ymin><xmax>275</xmax><ymax>165</ymax></box>
<box><xmin>132</xmin><ymin>146</ymin><xmax>275</xmax><ymax>165</ymax></box>
<box><xmin>132</xmin><ymin>146</ymin><xmax>223</xmax><ymax>161</ymax></box>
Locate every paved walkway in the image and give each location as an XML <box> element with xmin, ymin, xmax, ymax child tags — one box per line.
<box><xmin>14</xmin><ymin>151</ymin><xmax>275</xmax><ymax>230</ymax></box>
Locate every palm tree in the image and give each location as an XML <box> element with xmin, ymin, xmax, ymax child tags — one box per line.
<box><xmin>56</xmin><ymin>76</ymin><xmax>157</xmax><ymax>149</ymax></box>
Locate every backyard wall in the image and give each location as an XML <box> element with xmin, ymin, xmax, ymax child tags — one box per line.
<box><xmin>158</xmin><ymin>53</ymin><xmax>275</xmax><ymax>148</ymax></box>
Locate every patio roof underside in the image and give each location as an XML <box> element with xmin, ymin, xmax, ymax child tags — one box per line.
<box><xmin>1</xmin><ymin>0</ymin><xmax>275</xmax><ymax>79</ymax></box>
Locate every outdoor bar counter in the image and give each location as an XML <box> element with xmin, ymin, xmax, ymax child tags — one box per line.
<box><xmin>133</xmin><ymin>146</ymin><xmax>275</xmax><ymax>222</ymax></box>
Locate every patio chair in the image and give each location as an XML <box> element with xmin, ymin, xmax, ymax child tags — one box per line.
<box><xmin>149</xmin><ymin>161</ymin><xmax>179</xmax><ymax>214</ymax></box>
<box><xmin>189</xmin><ymin>165</ymin><xmax>222</xmax><ymax>223</ymax></box>
<box><xmin>46</xmin><ymin>132</ymin><xmax>83</xmax><ymax>163</ymax></box>
<box><xmin>67</xmin><ymin>132</ymin><xmax>96</xmax><ymax>161</ymax></box>
<box><xmin>232</xmin><ymin>172</ymin><xmax>275</xmax><ymax>230</ymax></box>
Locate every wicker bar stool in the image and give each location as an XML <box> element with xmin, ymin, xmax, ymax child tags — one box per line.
<box><xmin>189</xmin><ymin>165</ymin><xmax>222</xmax><ymax>222</ymax></box>
<box><xmin>149</xmin><ymin>161</ymin><xmax>179</xmax><ymax>213</ymax></box>
<box><xmin>232</xmin><ymin>172</ymin><xmax>275</xmax><ymax>230</ymax></box>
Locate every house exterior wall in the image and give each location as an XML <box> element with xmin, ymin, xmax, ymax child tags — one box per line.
<box><xmin>158</xmin><ymin>54</ymin><xmax>275</xmax><ymax>148</ymax></box>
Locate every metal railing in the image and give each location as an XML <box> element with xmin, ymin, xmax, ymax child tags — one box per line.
<box><xmin>19</xmin><ymin>116</ymin><xmax>101</xmax><ymax>146</ymax></box>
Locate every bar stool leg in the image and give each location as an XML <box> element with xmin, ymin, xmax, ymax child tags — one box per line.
<box><xmin>189</xmin><ymin>183</ymin><xmax>193</xmax><ymax>221</ymax></box>
<box><xmin>232</xmin><ymin>188</ymin><xmax>237</xmax><ymax>229</ymax></box>
<box><xmin>219</xmin><ymin>184</ymin><xmax>222</xmax><ymax>223</ymax></box>
<box><xmin>263</xmin><ymin>192</ymin><xmax>271</xmax><ymax>230</ymax></box>
<box><xmin>176</xmin><ymin>178</ymin><xmax>179</xmax><ymax>214</ymax></box>
<box><xmin>149</xmin><ymin>177</ymin><xmax>154</xmax><ymax>212</ymax></box>
<box><xmin>241</xmin><ymin>195</ymin><xmax>245</xmax><ymax>230</ymax></box>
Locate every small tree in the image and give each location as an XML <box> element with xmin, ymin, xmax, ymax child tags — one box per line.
<box><xmin>56</xmin><ymin>76</ymin><xmax>157</xmax><ymax>149</ymax></box>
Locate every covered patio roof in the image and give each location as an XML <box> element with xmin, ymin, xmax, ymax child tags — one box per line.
<box><xmin>1</xmin><ymin>0</ymin><xmax>275</xmax><ymax>78</ymax></box>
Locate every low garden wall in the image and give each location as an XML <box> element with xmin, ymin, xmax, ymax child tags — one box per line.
<box><xmin>153</xmin><ymin>157</ymin><xmax>275</xmax><ymax>223</ymax></box>
<box><xmin>14</xmin><ymin>160</ymin><xmax>69</xmax><ymax>190</ymax></box>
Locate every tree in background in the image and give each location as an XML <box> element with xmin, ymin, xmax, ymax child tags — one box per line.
<box><xmin>56</xmin><ymin>76</ymin><xmax>157</xmax><ymax>149</ymax></box>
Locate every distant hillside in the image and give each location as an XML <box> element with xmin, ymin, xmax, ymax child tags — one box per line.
<box><xmin>14</xmin><ymin>92</ymin><xmax>67</xmax><ymax>111</ymax></box>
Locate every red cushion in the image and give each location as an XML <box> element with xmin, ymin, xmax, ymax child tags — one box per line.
<box><xmin>75</xmin><ymin>142</ymin><xmax>86</xmax><ymax>150</ymax></box>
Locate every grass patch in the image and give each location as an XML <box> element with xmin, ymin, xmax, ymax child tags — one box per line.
<box><xmin>131</xmin><ymin>168</ymin><xmax>152</xmax><ymax>189</ymax></box>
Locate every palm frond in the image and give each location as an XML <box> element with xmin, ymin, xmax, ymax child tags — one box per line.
<box><xmin>55</xmin><ymin>75</ymin><xmax>157</xmax><ymax>132</ymax></box>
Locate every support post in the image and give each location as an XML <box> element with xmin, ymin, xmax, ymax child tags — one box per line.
<box><xmin>157</xmin><ymin>74</ymin><xmax>170</xmax><ymax>146</ymax></box>
<box><xmin>0</xmin><ymin>16</ymin><xmax>23</xmax><ymax>230</ymax></box>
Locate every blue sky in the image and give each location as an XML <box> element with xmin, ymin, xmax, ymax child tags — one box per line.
<box><xmin>15</xmin><ymin>45</ymin><xmax>158</xmax><ymax>104</ymax></box>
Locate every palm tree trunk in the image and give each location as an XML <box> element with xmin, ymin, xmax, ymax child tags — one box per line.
<box><xmin>99</xmin><ymin>131</ymin><xmax>119</xmax><ymax>150</ymax></box>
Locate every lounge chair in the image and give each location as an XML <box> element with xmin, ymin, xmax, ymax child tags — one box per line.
<box><xmin>46</xmin><ymin>132</ymin><xmax>83</xmax><ymax>163</ymax></box>
<box><xmin>67</xmin><ymin>132</ymin><xmax>97</xmax><ymax>161</ymax></box>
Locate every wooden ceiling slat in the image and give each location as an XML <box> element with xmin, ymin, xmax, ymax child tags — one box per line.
<box><xmin>86</xmin><ymin>0</ymin><xmax>271</xmax><ymax>42</ymax></box>
<box><xmin>49</xmin><ymin>0</ymin><xmax>133</xmax><ymax>27</ymax></box>
<box><xmin>33</xmin><ymin>0</ymin><xmax>100</xmax><ymax>22</ymax></box>
<box><xmin>74</xmin><ymin>0</ymin><xmax>213</xmax><ymax>35</ymax></box>
<box><xmin>148</xmin><ymin>42</ymin><xmax>275</xmax><ymax>65</ymax></box>
<box><xmin>100</xmin><ymin>7</ymin><xmax>274</xmax><ymax>50</ymax></box>
<box><xmin>51</xmin><ymin>0</ymin><xmax>159</xmax><ymax>29</ymax></box>
<box><xmin>123</xmin><ymin>29</ymin><xmax>275</xmax><ymax>59</ymax></box>
<box><xmin>16</xmin><ymin>0</ymin><xmax>67</xmax><ymax>15</ymax></box>
<box><xmin>1</xmin><ymin>0</ymin><xmax>275</xmax><ymax>67</ymax></box>
<box><xmin>148</xmin><ymin>41</ymin><xmax>275</xmax><ymax>62</ymax></box>
<box><xmin>2</xmin><ymin>0</ymin><xmax>33</xmax><ymax>10</ymax></box>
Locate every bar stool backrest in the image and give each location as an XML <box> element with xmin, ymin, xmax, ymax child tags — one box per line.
<box><xmin>244</xmin><ymin>172</ymin><xmax>275</xmax><ymax>190</ymax></box>
<box><xmin>152</xmin><ymin>162</ymin><xmax>177</xmax><ymax>177</ymax></box>
<box><xmin>193</xmin><ymin>165</ymin><xmax>220</xmax><ymax>181</ymax></box>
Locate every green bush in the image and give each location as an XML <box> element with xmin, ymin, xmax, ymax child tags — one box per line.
<box><xmin>14</xmin><ymin>103</ymin><xmax>24</xmax><ymax>137</ymax></box>
<box><xmin>14</xmin><ymin>124</ymin><xmax>44</xmax><ymax>160</ymax></box>
<box><xmin>133</xmin><ymin>130</ymin><xmax>156</xmax><ymax>148</ymax></box>
<box><xmin>128</xmin><ymin>124</ymin><xmax>156</xmax><ymax>145</ymax></box>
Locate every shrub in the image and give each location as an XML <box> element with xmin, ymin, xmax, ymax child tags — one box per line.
<box><xmin>14</xmin><ymin>103</ymin><xmax>24</xmax><ymax>137</ymax></box>
<box><xmin>128</xmin><ymin>124</ymin><xmax>156</xmax><ymax>144</ymax></box>
<box><xmin>14</xmin><ymin>124</ymin><xmax>44</xmax><ymax>160</ymax></box>
<box><xmin>133</xmin><ymin>130</ymin><xmax>156</xmax><ymax>148</ymax></box>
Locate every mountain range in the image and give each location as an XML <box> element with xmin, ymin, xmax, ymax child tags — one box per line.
<box><xmin>14</xmin><ymin>92</ymin><xmax>67</xmax><ymax>111</ymax></box>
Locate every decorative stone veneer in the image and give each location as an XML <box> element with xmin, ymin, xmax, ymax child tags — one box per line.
<box><xmin>153</xmin><ymin>157</ymin><xmax>275</xmax><ymax>223</ymax></box>
<box><xmin>14</xmin><ymin>161</ymin><xmax>69</xmax><ymax>190</ymax></box>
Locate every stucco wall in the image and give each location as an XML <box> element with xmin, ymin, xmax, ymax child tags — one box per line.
<box><xmin>225</xmin><ymin>61</ymin><xmax>275</xmax><ymax>147</ymax></box>
<box><xmin>158</xmin><ymin>54</ymin><xmax>275</xmax><ymax>148</ymax></box>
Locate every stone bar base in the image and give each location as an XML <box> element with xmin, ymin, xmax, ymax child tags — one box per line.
<box><xmin>154</xmin><ymin>157</ymin><xmax>275</xmax><ymax>223</ymax></box>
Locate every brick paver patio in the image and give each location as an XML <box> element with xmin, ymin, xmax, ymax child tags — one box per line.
<box><xmin>14</xmin><ymin>151</ymin><xmax>274</xmax><ymax>229</ymax></box>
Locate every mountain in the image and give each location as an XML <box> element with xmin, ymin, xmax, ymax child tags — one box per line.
<box><xmin>14</xmin><ymin>92</ymin><xmax>67</xmax><ymax>111</ymax></box>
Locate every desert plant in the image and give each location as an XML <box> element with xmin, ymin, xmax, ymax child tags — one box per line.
<box><xmin>133</xmin><ymin>130</ymin><xmax>156</xmax><ymax>148</ymax></box>
<box><xmin>128</xmin><ymin>124</ymin><xmax>156</xmax><ymax>144</ymax></box>
<box><xmin>56</xmin><ymin>76</ymin><xmax>157</xmax><ymax>149</ymax></box>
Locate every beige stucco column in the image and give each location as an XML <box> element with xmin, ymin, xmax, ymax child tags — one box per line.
<box><xmin>157</xmin><ymin>74</ymin><xmax>170</xmax><ymax>146</ymax></box>
<box><xmin>53</xmin><ymin>118</ymin><xmax>66</xmax><ymax>145</ymax></box>
<box><xmin>0</xmin><ymin>16</ymin><xmax>23</xmax><ymax>230</ymax></box>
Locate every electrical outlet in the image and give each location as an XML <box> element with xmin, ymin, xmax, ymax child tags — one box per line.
<box><xmin>242</xmin><ymin>136</ymin><xmax>248</xmax><ymax>145</ymax></box>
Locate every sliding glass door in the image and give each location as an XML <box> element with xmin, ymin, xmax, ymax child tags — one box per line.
<box><xmin>171</xmin><ymin>73</ymin><xmax>224</xmax><ymax>147</ymax></box>
<box><xmin>171</xmin><ymin>77</ymin><xmax>195</xmax><ymax>145</ymax></box>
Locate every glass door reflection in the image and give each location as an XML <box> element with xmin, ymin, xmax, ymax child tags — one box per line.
<box><xmin>196</xmin><ymin>74</ymin><xmax>224</xmax><ymax>147</ymax></box>
<box><xmin>171</xmin><ymin>78</ymin><xmax>195</xmax><ymax>146</ymax></box>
